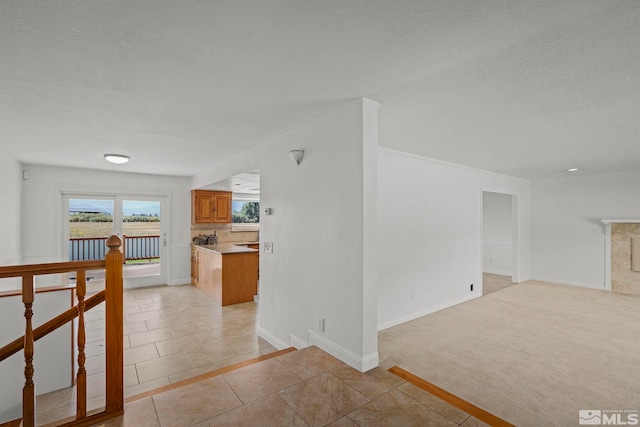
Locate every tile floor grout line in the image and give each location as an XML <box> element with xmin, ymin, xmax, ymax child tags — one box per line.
<box><xmin>393</xmin><ymin>381</ymin><xmax>473</xmax><ymax>426</ymax></box>
<box><xmin>218</xmin><ymin>371</ymin><xmax>243</xmax><ymax>405</ymax></box>
<box><xmin>274</xmin><ymin>391</ymin><xmax>309</xmax><ymax>426</ymax></box>
<box><xmin>458</xmin><ymin>414</ymin><xmax>472</xmax><ymax>426</ymax></box>
<box><xmin>325</xmin><ymin>370</ymin><xmax>373</xmax><ymax>421</ymax></box>
<box><xmin>149</xmin><ymin>394</ymin><xmax>162</xmax><ymax>427</ymax></box>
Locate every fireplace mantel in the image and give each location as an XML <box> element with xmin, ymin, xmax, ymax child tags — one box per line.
<box><xmin>601</xmin><ymin>219</ymin><xmax>640</xmax><ymax>224</ymax></box>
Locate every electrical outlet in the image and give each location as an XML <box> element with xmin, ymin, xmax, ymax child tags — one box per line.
<box><xmin>264</xmin><ymin>242</ymin><xmax>274</xmax><ymax>253</ymax></box>
<box><xmin>470</xmin><ymin>284</ymin><xmax>474</xmax><ymax>291</ymax></box>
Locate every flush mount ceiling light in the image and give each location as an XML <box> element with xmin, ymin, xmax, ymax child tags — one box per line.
<box><xmin>289</xmin><ymin>150</ymin><xmax>304</xmax><ymax>166</ymax></box>
<box><xmin>104</xmin><ymin>154</ymin><xmax>130</xmax><ymax>164</ymax></box>
<box><xmin>567</xmin><ymin>168</ymin><xmax>579</xmax><ymax>172</ymax></box>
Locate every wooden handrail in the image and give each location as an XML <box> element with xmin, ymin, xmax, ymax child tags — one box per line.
<box><xmin>0</xmin><ymin>284</ymin><xmax>76</xmax><ymax>299</ymax></box>
<box><xmin>0</xmin><ymin>260</ymin><xmax>105</xmax><ymax>278</ymax></box>
<box><xmin>68</xmin><ymin>237</ymin><xmax>110</xmax><ymax>241</ymax></box>
<box><xmin>0</xmin><ymin>291</ymin><xmax>106</xmax><ymax>363</ymax></box>
<box><xmin>0</xmin><ymin>235</ymin><xmax>124</xmax><ymax>427</ymax></box>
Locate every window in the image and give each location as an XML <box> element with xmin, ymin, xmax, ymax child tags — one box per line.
<box><xmin>232</xmin><ymin>199</ymin><xmax>260</xmax><ymax>231</ymax></box>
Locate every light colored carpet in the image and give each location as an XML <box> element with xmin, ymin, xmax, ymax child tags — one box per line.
<box><xmin>483</xmin><ymin>273</ymin><xmax>514</xmax><ymax>295</ymax></box>
<box><xmin>379</xmin><ymin>280</ymin><xmax>640</xmax><ymax>427</ymax></box>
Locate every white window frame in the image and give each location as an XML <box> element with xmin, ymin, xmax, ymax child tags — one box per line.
<box><xmin>231</xmin><ymin>194</ymin><xmax>260</xmax><ymax>232</ymax></box>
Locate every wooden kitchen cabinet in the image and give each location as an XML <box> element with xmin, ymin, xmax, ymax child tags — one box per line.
<box><xmin>192</xmin><ymin>190</ymin><xmax>232</xmax><ymax>224</ymax></box>
<box><xmin>191</xmin><ymin>245</ymin><xmax>258</xmax><ymax>306</ymax></box>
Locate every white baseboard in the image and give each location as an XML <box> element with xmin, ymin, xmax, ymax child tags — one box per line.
<box><xmin>377</xmin><ymin>293</ymin><xmax>479</xmax><ymax>331</ymax></box>
<box><xmin>168</xmin><ymin>278</ymin><xmax>191</xmax><ymax>286</ymax></box>
<box><xmin>289</xmin><ymin>333</ymin><xmax>308</xmax><ymax>349</ymax></box>
<box><xmin>257</xmin><ymin>326</ymin><xmax>289</xmax><ymax>350</ymax></box>
<box><xmin>529</xmin><ymin>276</ymin><xmax>605</xmax><ymax>290</ymax></box>
<box><xmin>307</xmin><ymin>330</ymin><xmax>378</xmax><ymax>373</ymax></box>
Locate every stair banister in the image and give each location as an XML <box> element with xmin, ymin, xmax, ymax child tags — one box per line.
<box><xmin>0</xmin><ymin>235</ymin><xmax>124</xmax><ymax>427</ymax></box>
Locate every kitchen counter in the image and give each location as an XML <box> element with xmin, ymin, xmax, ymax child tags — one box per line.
<box><xmin>195</xmin><ymin>243</ymin><xmax>258</xmax><ymax>255</ymax></box>
<box><xmin>191</xmin><ymin>244</ymin><xmax>258</xmax><ymax>306</ymax></box>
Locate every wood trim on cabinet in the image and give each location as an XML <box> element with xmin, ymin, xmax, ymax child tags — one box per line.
<box><xmin>191</xmin><ymin>190</ymin><xmax>232</xmax><ymax>224</ymax></box>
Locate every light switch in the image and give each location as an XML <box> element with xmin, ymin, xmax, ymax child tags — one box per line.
<box><xmin>264</xmin><ymin>242</ymin><xmax>274</xmax><ymax>253</ymax></box>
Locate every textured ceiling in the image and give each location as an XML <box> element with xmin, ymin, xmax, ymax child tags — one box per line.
<box><xmin>1</xmin><ymin>1</ymin><xmax>638</xmax><ymax>180</ymax></box>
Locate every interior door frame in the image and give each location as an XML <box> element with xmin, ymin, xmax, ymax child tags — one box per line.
<box><xmin>120</xmin><ymin>195</ymin><xmax>168</xmax><ymax>288</ymax></box>
<box><xmin>480</xmin><ymin>190</ymin><xmax>520</xmax><ymax>289</ymax></box>
<box><xmin>60</xmin><ymin>189</ymin><xmax>170</xmax><ymax>289</ymax></box>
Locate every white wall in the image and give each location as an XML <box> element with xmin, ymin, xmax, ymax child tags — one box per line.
<box><xmin>0</xmin><ymin>151</ymin><xmax>22</xmax><ymax>266</ymax></box>
<box><xmin>531</xmin><ymin>172</ymin><xmax>640</xmax><ymax>288</ymax></box>
<box><xmin>21</xmin><ymin>164</ymin><xmax>192</xmax><ymax>286</ymax></box>
<box><xmin>377</xmin><ymin>148</ymin><xmax>530</xmax><ymax>330</ymax></box>
<box><xmin>0</xmin><ymin>150</ymin><xmax>25</xmax><ymax>422</ymax></box>
<box><xmin>483</xmin><ymin>191</ymin><xmax>513</xmax><ymax>275</ymax></box>
<box><xmin>193</xmin><ymin>98</ymin><xmax>379</xmax><ymax>372</ymax></box>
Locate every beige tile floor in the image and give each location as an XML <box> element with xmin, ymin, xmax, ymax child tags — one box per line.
<box><xmin>95</xmin><ymin>346</ymin><xmax>487</xmax><ymax>427</ymax></box>
<box><xmin>36</xmin><ymin>283</ymin><xmax>277</xmax><ymax>425</ymax></box>
<box><xmin>36</xmin><ymin>283</ymin><xmax>489</xmax><ymax>427</ymax></box>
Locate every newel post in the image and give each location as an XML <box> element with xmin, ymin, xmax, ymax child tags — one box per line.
<box><xmin>104</xmin><ymin>235</ymin><xmax>124</xmax><ymax>415</ymax></box>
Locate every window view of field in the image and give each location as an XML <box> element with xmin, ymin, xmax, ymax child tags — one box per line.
<box><xmin>69</xmin><ymin>214</ymin><xmax>160</xmax><ymax>238</ymax></box>
<box><xmin>69</xmin><ymin>199</ymin><xmax>160</xmax><ymax>264</ymax></box>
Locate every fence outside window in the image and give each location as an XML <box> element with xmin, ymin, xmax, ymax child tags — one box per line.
<box><xmin>69</xmin><ymin>235</ymin><xmax>160</xmax><ymax>262</ymax></box>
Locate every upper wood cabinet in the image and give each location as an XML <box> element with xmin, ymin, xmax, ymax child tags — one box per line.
<box><xmin>213</xmin><ymin>191</ymin><xmax>232</xmax><ymax>223</ymax></box>
<box><xmin>192</xmin><ymin>190</ymin><xmax>232</xmax><ymax>224</ymax></box>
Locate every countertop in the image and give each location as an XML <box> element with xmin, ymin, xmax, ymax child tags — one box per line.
<box><xmin>229</xmin><ymin>241</ymin><xmax>260</xmax><ymax>246</ymax></box>
<box><xmin>194</xmin><ymin>243</ymin><xmax>259</xmax><ymax>255</ymax></box>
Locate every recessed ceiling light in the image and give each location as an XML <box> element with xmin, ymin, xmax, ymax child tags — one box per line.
<box><xmin>567</xmin><ymin>168</ymin><xmax>578</xmax><ymax>172</ymax></box>
<box><xmin>104</xmin><ymin>154</ymin><xmax>130</xmax><ymax>164</ymax></box>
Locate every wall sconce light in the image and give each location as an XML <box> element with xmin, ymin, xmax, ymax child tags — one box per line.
<box><xmin>289</xmin><ymin>150</ymin><xmax>304</xmax><ymax>166</ymax></box>
<box><xmin>104</xmin><ymin>154</ymin><xmax>131</xmax><ymax>164</ymax></box>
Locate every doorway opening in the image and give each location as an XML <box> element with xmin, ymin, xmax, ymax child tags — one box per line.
<box><xmin>482</xmin><ymin>191</ymin><xmax>517</xmax><ymax>295</ymax></box>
